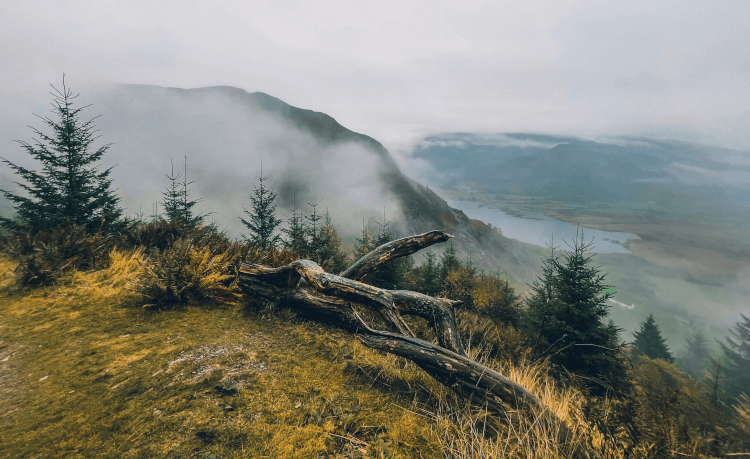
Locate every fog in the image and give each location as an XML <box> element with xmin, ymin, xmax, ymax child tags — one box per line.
<box><xmin>1</xmin><ymin>0</ymin><xmax>749</xmax><ymax>160</ymax></box>
<box><xmin>0</xmin><ymin>84</ymin><xmax>402</xmax><ymax>240</ymax></box>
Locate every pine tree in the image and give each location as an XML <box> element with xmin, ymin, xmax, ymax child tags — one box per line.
<box><xmin>283</xmin><ymin>196</ymin><xmax>308</xmax><ymax>257</ymax></box>
<box><xmin>315</xmin><ymin>213</ymin><xmax>350</xmax><ymax>273</ymax></box>
<box><xmin>367</xmin><ymin>218</ymin><xmax>399</xmax><ymax>289</ymax></box>
<box><xmin>523</xmin><ymin>233</ymin><xmax>629</xmax><ymax>396</ymax></box>
<box><xmin>0</xmin><ymin>77</ymin><xmax>122</xmax><ymax>233</ymax></box>
<box><xmin>179</xmin><ymin>156</ymin><xmax>203</xmax><ymax>226</ymax></box>
<box><xmin>353</xmin><ymin>221</ymin><xmax>375</xmax><ymax>262</ymax></box>
<box><xmin>524</xmin><ymin>244</ymin><xmax>563</xmax><ymax>356</ymax></box>
<box><xmin>161</xmin><ymin>157</ymin><xmax>204</xmax><ymax>226</ymax></box>
<box><xmin>633</xmin><ymin>315</ymin><xmax>673</xmax><ymax>362</ymax></box>
<box><xmin>720</xmin><ymin>314</ymin><xmax>750</xmax><ymax>403</ymax></box>
<box><xmin>304</xmin><ymin>197</ymin><xmax>326</xmax><ymax>258</ymax></box>
<box><xmin>162</xmin><ymin>160</ymin><xmax>183</xmax><ymax>222</ymax></box>
<box><xmin>418</xmin><ymin>250</ymin><xmax>442</xmax><ymax>297</ymax></box>
<box><xmin>240</xmin><ymin>170</ymin><xmax>282</xmax><ymax>250</ymax></box>
<box><xmin>472</xmin><ymin>274</ymin><xmax>520</xmax><ymax>325</ymax></box>
<box><xmin>683</xmin><ymin>332</ymin><xmax>711</xmax><ymax>377</ymax></box>
<box><xmin>439</xmin><ymin>241</ymin><xmax>461</xmax><ymax>286</ymax></box>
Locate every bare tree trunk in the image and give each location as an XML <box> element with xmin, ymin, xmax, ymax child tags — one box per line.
<box><xmin>340</xmin><ymin>230</ymin><xmax>453</xmax><ymax>282</ymax></box>
<box><xmin>238</xmin><ymin>230</ymin><xmax>572</xmax><ymax>441</ymax></box>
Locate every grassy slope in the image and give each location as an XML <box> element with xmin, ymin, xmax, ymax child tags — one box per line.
<box><xmin>0</xmin><ymin>250</ymin><xmax>614</xmax><ymax>459</ymax></box>
<box><xmin>0</xmin><ymin>252</ymin><xmax>451</xmax><ymax>458</ymax></box>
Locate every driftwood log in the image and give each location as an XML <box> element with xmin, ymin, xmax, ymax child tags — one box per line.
<box><xmin>238</xmin><ymin>230</ymin><xmax>571</xmax><ymax>440</ymax></box>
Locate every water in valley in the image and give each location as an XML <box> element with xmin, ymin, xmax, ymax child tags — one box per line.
<box><xmin>449</xmin><ymin>199</ymin><xmax>640</xmax><ymax>254</ymax></box>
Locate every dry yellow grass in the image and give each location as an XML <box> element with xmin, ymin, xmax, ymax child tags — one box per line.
<box><xmin>0</xmin><ymin>251</ymin><xmax>444</xmax><ymax>458</ymax></box>
<box><xmin>0</xmin><ymin>249</ymin><xmax>615</xmax><ymax>458</ymax></box>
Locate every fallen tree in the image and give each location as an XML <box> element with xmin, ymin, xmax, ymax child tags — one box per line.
<box><xmin>238</xmin><ymin>230</ymin><xmax>572</xmax><ymax>441</ymax></box>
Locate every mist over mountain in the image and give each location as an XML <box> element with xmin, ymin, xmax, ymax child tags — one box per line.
<box><xmin>0</xmin><ymin>85</ymin><xmax>539</xmax><ymax>282</ymax></box>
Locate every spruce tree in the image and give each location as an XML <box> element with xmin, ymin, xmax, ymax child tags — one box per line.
<box><xmin>283</xmin><ymin>196</ymin><xmax>308</xmax><ymax>257</ymax></box>
<box><xmin>366</xmin><ymin>219</ymin><xmax>398</xmax><ymax>289</ymax></box>
<box><xmin>523</xmin><ymin>234</ymin><xmax>629</xmax><ymax>396</ymax></box>
<box><xmin>418</xmin><ymin>250</ymin><xmax>442</xmax><ymax>297</ymax></box>
<box><xmin>305</xmin><ymin>197</ymin><xmax>325</xmax><ymax>257</ymax></box>
<box><xmin>524</xmin><ymin>244</ymin><xmax>565</xmax><ymax>356</ymax></box>
<box><xmin>315</xmin><ymin>213</ymin><xmax>350</xmax><ymax>273</ymax></box>
<box><xmin>633</xmin><ymin>315</ymin><xmax>673</xmax><ymax>362</ymax></box>
<box><xmin>240</xmin><ymin>170</ymin><xmax>282</xmax><ymax>250</ymax></box>
<box><xmin>161</xmin><ymin>157</ymin><xmax>203</xmax><ymax>226</ymax></box>
<box><xmin>0</xmin><ymin>77</ymin><xmax>122</xmax><ymax>233</ymax></box>
<box><xmin>353</xmin><ymin>221</ymin><xmax>375</xmax><ymax>262</ymax></box>
<box><xmin>720</xmin><ymin>314</ymin><xmax>750</xmax><ymax>403</ymax></box>
<box><xmin>683</xmin><ymin>332</ymin><xmax>711</xmax><ymax>377</ymax></box>
<box><xmin>439</xmin><ymin>241</ymin><xmax>462</xmax><ymax>286</ymax></box>
<box><xmin>162</xmin><ymin>160</ymin><xmax>183</xmax><ymax>222</ymax></box>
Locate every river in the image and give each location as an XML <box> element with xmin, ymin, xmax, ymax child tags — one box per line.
<box><xmin>448</xmin><ymin>200</ymin><xmax>639</xmax><ymax>254</ymax></box>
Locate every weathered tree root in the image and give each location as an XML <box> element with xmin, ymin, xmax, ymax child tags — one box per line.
<box><xmin>238</xmin><ymin>230</ymin><xmax>573</xmax><ymax>443</ymax></box>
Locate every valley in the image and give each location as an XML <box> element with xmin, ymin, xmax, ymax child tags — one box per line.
<box><xmin>409</xmin><ymin>133</ymin><xmax>750</xmax><ymax>352</ymax></box>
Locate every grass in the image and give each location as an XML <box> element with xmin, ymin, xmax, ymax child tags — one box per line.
<box><xmin>0</xmin><ymin>249</ymin><xmax>626</xmax><ymax>458</ymax></box>
<box><xmin>0</xmin><ymin>250</ymin><xmax>447</xmax><ymax>458</ymax></box>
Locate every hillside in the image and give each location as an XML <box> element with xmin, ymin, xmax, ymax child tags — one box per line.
<box><xmin>0</xmin><ymin>253</ymin><xmax>585</xmax><ymax>458</ymax></box>
<box><xmin>2</xmin><ymin>241</ymin><xmax>748</xmax><ymax>458</ymax></box>
<box><xmin>0</xmin><ymin>85</ymin><xmax>540</xmax><ymax>282</ymax></box>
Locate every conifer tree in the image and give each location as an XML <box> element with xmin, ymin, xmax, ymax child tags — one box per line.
<box><xmin>161</xmin><ymin>163</ymin><xmax>182</xmax><ymax>222</ymax></box>
<box><xmin>683</xmin><ymin>332</ymin><xmax>711</xmax><ymax>377</ymax></box>
<box><xmin>305</xmin><ymin>197</ymin><xmax>325</xmax><ymax>257</ymax></box>
<box><xmin>240</xmin><ymin>169</ymin><xmax>282</xmax><ymax>250</ymax></box>
<box><xmin>367</xmin><ymin>218</ymin><xmax>399</xmax><ymax>289</ymax></box>
<box><xmin>524</xmin><ymin>244</ymin><xmax>565</xmax><ymax>355</ymax></box>
<box><xmin>720</xmin><ymin>314</ymin><xmax>750</xmax><ymax>403</ymax></box>
<box><xmin>353</xmin><ymin>221</ymin><xmax>375</xmax><ymax>262</ymax></box>
<box><xmin>283</xmin><ymin>196</ymin><xmax>308</xmax><ymax>257</ymax></box>
<box><xmin>0</xmin><ymin>77</ymin><xmax>122</xmax><ymax>233</ymax></box>
<box><xmin>522</xmin><ymin>233</ymin><xmax>629</xmax><ymax>396</ymax></box>
<box><xmin>633</xmin><ymin>314</ymin><xmax>673</xmax><ymax>362</ymax></box>
<box><xmin>418</xmin><ymin>250</ymin><xmax>442</xmax><ymax>297</ymax></box>
<box><xmin>442</xmin><ymin>261</ymin><xmax>477</xmax><ymax>306</ymax></box>
<box><xmin>162</xmin><ymin>157</ymin><xmax>204</xmax><ymax>226</ymax></box>
<box><xmin>439</xmin><ymin>241</ymin><xmax>462</xmax><ymax>286</ymax></box>
<box><xmin>315</xmin><ymin>213</ymin><xmax>350</xmax><ymax>273</ymax></box>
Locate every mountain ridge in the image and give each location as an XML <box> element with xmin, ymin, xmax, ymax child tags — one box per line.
<box><xmin>0</xmin><ymin>84</ymin><xmax>541</xmax><ymax>282</ymax></box>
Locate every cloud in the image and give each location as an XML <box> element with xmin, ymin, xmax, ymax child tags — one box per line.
<box><xmin>0</xmin><ymin>84</ymin><xmax>401</xmax><ymax>239</ymax></box>
<box><xmin>0</xmin><ymin>0</ymin><xmax>748</xmax><ymax>162</ymax></box>
<box><xmin>414</xmin><ymin>133</ymin><xmax>562</xmax><ymax>151</ymax></box>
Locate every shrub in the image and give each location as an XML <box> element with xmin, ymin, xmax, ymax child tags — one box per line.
<box><xmin>1</xmin><ymin>224</ymin><xmax>112</xmax><ymax>285</ymax></box>
<box><xmin>470</xmin><ymin>274</ymin><xmax>521</xmax><ymax>325</ymax></box>
<box><xmin>129</xmin><ymin>234</ymin><xmax>298</xmax><ymax>309</ymax></box>
<box><xmin>130</xmin><ymin>238</ymin><xmax>240</xmax><ymax>308</ymax></box>
<box><xmin>455</xmin><ymin>310</ymin><xmax>531</xmax><ymax>365</ymax></box>
<box><xmin>117</xmin><ymin>218</ymin><xmax>223</xmax><ymax>252</ymax></box>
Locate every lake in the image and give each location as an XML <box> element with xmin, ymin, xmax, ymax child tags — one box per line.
<box><xmin>448</xmin><ymin>200</ymin><xmax>640</xmax><ymax>254</ymax></box>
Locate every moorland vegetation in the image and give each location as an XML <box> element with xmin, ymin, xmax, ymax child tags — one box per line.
<box><xmin>1</xmin><ymin>80</ymin><xmax>749</xmax><ymax>458</ymax></box>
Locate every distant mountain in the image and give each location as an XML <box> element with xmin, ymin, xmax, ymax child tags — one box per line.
<box><xmin>412</xmin><ymin>133</ymin><xmax>750</xmax><ymax>223</ymax></box>
<box><xmin>0</xmin><ymin>85</ymin><xmax>540</xmax><ymax>281</ymax></box>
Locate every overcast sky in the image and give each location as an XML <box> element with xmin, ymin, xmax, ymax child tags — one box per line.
<box><xmin>1</xmin><ymin>0</ymin><xmax>749</xmax><ymax>156</ymax></box>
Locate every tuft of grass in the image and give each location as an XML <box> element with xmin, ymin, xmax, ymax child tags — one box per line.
<box><xmin>1</xmin><ymin>225</ymin><xmax>112</xmax><ymax>286</ymax></box>
<box><xmin>130</xmin><ymin>238</ymin><xmax>241</xmax><ymax>308</ymax></box>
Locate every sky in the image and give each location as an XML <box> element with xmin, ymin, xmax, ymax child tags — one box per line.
<box><xmin>1</xmin><ymin>0</ymin><xmax>749</xmax><ymax>158</ymax></box>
